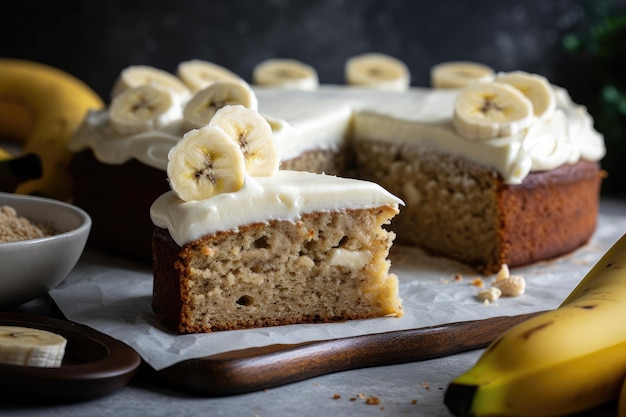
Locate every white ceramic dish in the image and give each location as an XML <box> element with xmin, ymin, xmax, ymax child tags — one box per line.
<box><xmin>0</xmin><ymin>192</ymin><xmax>91</xmax><ymax>308</ymax></box>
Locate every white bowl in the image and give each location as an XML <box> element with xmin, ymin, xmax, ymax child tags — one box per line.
<box><xmin>0</xmin><ymin>192</ymin><xmax>91</xmax><ymax>308</ymax></box>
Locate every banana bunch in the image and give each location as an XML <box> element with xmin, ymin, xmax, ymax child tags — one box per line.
<box><xmin>167</xmin><ymin>105</ymin><xmax>278</xmax><ymax>202</ymax></box>
<box><xmin>0</xmin><ymin>59</ymin><xmax>104</xmax><ymax>199</ymax></box>
<box><xmin>431</xmin><ymin>61</ymin><xmax>495</xmax><ymax>89</ymax></box>
<box><xmin>444</xmin><ymin>232</ymin><xmax>626</xmax><ymax>417</ymax></box>
<box><xmin>345</xmin><ymin>52</ymin><xmax>410</xmax><ymax>91</ymax></box>
<box><xmin>453</xmin><ymin>71</ymin><xmax>556</xmax><ymax>140</ymax></box>
<box><xmin>0</xmin><ymin>326</ymin><xmax>66</xmax><ymax>367</ymax></box>
<box><xmin>253</xmin><ymin>58</ymin><xmax>319</xmax><ymax>90</ymax></box>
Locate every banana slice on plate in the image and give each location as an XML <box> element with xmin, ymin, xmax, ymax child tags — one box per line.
<box><xmin>111</xmin><ymin>65</ymin><xmax>191</xmax><ymax>101</ymax></box>
<box><xmin>177</xmin><ymin>59</ymin><xmax>242</xmax><ymax>92</ymax></box>
<box><xmin>109</xmin><ymin>84</ymin><xmax>183</xmax><ymax>135</ymax></box>
<box><xmin>208</xmin><ymin>105</ymin><xmax>279</xmax><ymax>177</ymax></box>
<box><xmin>252</xmin><ymin>58</ymin><xmax>319</xmax><ymax>90</ymax></box>
<box><xmin>345</xmin><ymin>52</ymin><xmax>410</xmax><ymax>91</ymax></box>
<box><xmin>0</xmin><ymin>325</ymin><xmax>66</xmax><ymax>367</ymax></box>
<box><xmin>182</xmin><ymin>80</ymin><xmax>259</xmax><ymax>132</ymax></box>
<box><xmin>453</xmin><ymin>81</ymin><xmax>534</xmax><ymax>140</ymax></box>
<box><xmin>167</xmin><ymin>125</ymin><xmax>246</xmax><ymax>202</ymax></box>
<box><xmin>431</xmin><ymin>61</ymin><xmax>495</xmax><ymax>88</ymax></box>
<box><xmin>497</xmin><ymin>71</ymin><xmax>557</xmax><ymax>121</ymax></box>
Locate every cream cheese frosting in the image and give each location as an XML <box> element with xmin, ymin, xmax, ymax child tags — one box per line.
<box><xmin>150</xmin><ymin>170</ymin><xmax>403</xmax><ymax>247</ymax></box>
<box><xmin>70</xmin><ymin>84</ymin><xmax>605</xmax><ymax>184</ymax></box>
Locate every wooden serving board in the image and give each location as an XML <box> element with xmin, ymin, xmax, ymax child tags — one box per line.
<box><xmin>153</xmin><ymin>311</ymin><xmax>544</xmax><ymax>396</ymax></box>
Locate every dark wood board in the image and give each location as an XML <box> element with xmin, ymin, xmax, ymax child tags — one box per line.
<box><xmin>154</xmin><ymin>311</ymin><xmax>545</xmax><ymax>396</ymax></box>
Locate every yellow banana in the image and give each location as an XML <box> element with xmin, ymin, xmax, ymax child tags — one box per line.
<box><xmin>444</xmin><ymin>232</ymin><xmax>626</xmax><ymax>417</ymax></box>
<box><xmin>0</xmin><ymin>58</ymin><xmax>104</xmax><ymax>199</ymax></box>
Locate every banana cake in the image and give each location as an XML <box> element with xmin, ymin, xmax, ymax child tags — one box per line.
<box><xmin>70</xmin><ymin>58</ymin><xmax>605</xmax><ymax>273</ymax></box>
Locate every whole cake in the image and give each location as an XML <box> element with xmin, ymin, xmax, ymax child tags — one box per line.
<box><xmin>150</xmin><ymin>106</ymin><xmax>403</xmax><ymax>333</ymax></box>
<box><xmin>69</xmin><ymin>57</ymin><xmax>606</xmax><ymax>273</ymax></box>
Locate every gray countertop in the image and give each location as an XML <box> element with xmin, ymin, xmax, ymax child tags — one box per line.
<box><xmin>3</xmin><ymin>197</ymin><xmax>625</xmax><ymax>417</ymax></box>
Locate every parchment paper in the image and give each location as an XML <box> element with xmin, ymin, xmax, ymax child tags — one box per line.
<box><xmin>50</xmin><ymin>214</ymin><xmax>626</xmax><ymax>371</ymax></box>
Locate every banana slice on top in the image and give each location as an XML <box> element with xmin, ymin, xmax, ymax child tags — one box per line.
<box><xmin>111</xmin><ymin>65</ymin><xmax>191</xmax><ymax>102</ymax></box>
<box><xmin>453</xmin><ymin>81</ymin><xmax>534</xmax><ymax>140</ymax></box>
<box><xmin>497</xmin><ymin>71</ymin><xmax>557</xmax><ymax>121</ymax></box>
<box><xmin>345</xmin><ymin>53</ymin><xmax>410</xmax><ymax>91</ymax></box>
<box><xmin>431</xmin><ymin>61</ymin><xmax>496</xmax><ymax>89</ymax></box>
<box><xmin>252</xmin><ymin>58</ymin><xmax>319</xmax><ymax>90</ymax></box>
<box><xmin>176</xmin><ymin>59</ymin><xmax>242</xmax><ymax>92</ymax></box>
<box><xmin>167</xmin><ymin>126</ymin><xmax>246</xmax><ymax>201</ymax></box>
<box><xmin>208</xmin><ymin>105</ymin><xmax>279</xmax><ymax>176</ymax></box>
<box><xmin>0</xmin><ymin>326</ymin><xmax>66</xmax><ymax>367</ymax></box>
<box><xmin>182</xmin><ymin>80</ymin><xmax>259</xmax><ymax>132</ymax></box>
<box><xmin>109</xmin><ymin>84</ymin><xmax>183</xmax><ymax>135</ymax></box>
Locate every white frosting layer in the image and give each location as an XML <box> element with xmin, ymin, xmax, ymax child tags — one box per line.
<box><xmin>150</xmin><ymin>170</ymin><xmax>403</xmax><ymax>247</ymax></box>
<box><xmin>70</xmin><ymin>84</ymin><xmax>605</xmax><ymax>184</ymax></box>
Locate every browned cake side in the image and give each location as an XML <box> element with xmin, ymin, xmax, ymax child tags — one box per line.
<box><xmin>69</xmin><ymin>149</ymin><xmax>169</xmax><ymax>260</ymax></box>
<box><xmin>152</xmin><ymin>207</ymin><xmax>402</xmax><ymax>334</ymax></box>
<box><xmin>353</xmin><ymin>140</ymin><xmax>602</xmax><ymax>273</ymax></box>
<box><xmin>496</xmin><ymin>160</ymin><xmax>602</xmax><ymax>270</ymax></box>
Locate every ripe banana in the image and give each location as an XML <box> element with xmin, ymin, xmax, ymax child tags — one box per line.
<box><xmin>208</xmin><ymin>105</ymin><xmax>279</xmax><ymax>176</ymax></box>
<box><xmin>345</xmin><ymin>52</ymin><xmax>410</xmax><ymax>91</ymax></box>
<box><xmin>182</xmin><ymin>80</ymin><xmax>258</xmax><ymax>131</ymax></box>
<box><xmin>444</xmin><ymin>232</ymin><xmax>626</xmax><ymax>417</ymax></box>
<box><xmin>453</xmin><ymin>81</ymin><xmax>534</xmax><ymax>140</ymax></box>
<box><xmin>111</xmin><ymin>64</ymin><xmax>191</xmax><ymax>102</ymax></box>
<box><xmin>167</xmin><ymin>125</ymin><xmax>246</xmax><ymax>202</ymax></box>
<box><xmin>497</xmin><ymin>71</ymin><xmax>557</xmax><ymax>121</ymax></box>
<box><xmin>177</xmin><ymin>59</ymin><xmax>242</xmax><ymax>92</ymax></box>
<box><xmin>0</xmin><ymin>58</ymin><xmax>104</xmax><ymax>199</ymax></box>
<box><xmin>0</xmin><ymin>326</ymin><xmax>66</xmax><ymax>367</ymax></box>
<box><xmin>108</xmin><ymin>84</ymin><xmax>183</xmax><ymax>135</ymax></box>
<box><xmin>431</xmin><ymin>61</ymin><xmax>495</xmax><ymax>89</ymax></box>
<box><xmin>252</xmin><ymin>58</ymin><xmax>319</xmax><ymax>90</ymax></box>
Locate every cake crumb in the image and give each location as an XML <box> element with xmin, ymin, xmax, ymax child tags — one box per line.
<box><xmin>364</xmin><ymin>396</ymin><xmax>380</xmax><ymax>405</ymax></box>
<box><xmin>0</xmin><ymin>205</ymin><xmax>55</xmax><ymax>243</ymax></box>
<box><xmin>411</xmin><ymin>399</ymin><xmax>418</xmax><ymax>405</ymax></box>
<box><xmin>477</xmin><ymin>287</ymin><xmax>502</xmax><ymax>303</ymax></box>
<box><xmin>471</xmin><ymin>277</ymin><xmax>484</xmax><ymax>288</ymax></box>
<box><xmin>454</xmin><ymin>273</ymin><xmax>463</xmax><ymax>282</ymax></box>
<box><xmin>332</xmin><ymin>393</ymin><xmax>341</xmax><ymax>399</ymax></box>
<box><xmin>421</xmin><ymin>382</ymin><xmax>430</xmax><ymax>390</ymax></box>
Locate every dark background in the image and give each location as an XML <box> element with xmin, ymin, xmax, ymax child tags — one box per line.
<box><xmin>2</xmin><ymin>0</ymin><xmax>626</xmax><ymax>195</ymax></box>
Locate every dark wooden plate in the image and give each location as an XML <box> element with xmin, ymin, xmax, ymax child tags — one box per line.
<box><xmin>154</xmin><ymin>311</ymin><xmax>545</xmax><ymax>396</ymax></box>
<box><xmin>0</xmin><ymin>312</ymin><xmax>141</xmax><ymax>403</ymax></box>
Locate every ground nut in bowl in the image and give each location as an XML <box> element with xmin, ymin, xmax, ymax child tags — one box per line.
<box><xmin>0</xmin><ymin>192</ymin><xmax>91</xmax><ymax>308</ymax></box>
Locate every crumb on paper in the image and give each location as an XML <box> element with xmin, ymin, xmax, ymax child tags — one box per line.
<box><xmin>477</xmin><ymin>287</ymin><xmax>502</xmax><ymax>303</ymax></box>
<box><xmin>471</xmin><ymin>277</ymin><xmax>484</xmax><ymax>288</ymax></box>
<box><xmin>493</xmin><ymin>275</ymin><xmax>526</xmax><ymax>297</ymax></box>
<box><xmin>454</xmin><ymin>273</ymin><xmax>463</xmax><ymax>282</ymax></box>
<box><xmin>411</xmin><ymin>399</ymin><xmax>418</xmax><ymax>405</ymax></box>
<box><xmin>332</xmin><ymin>393</ymin><xmax>341</xmax><ymax>399</ymax></box>
<box><xmin>365</xmin><ymin>396</ymin><xmax>380</xmax><ymax>405</ymax></box>
<box><xmin>421</xmin><ymin>382</ymin><xmax>430</xmax><ymax>390</ymax></box>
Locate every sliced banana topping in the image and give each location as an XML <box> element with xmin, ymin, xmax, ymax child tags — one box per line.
<box><xmin>497</xmin><ymin>71</ymin><xmax>557</xmax><ymax>121</ymax></box>
<box><xmin>252</xmin><ymin>58</ymin><xmax>319</xmax><ymax>90</ymax></box>
<box><xmin>111</xmin><ymin>65</ymin><xmax>191</xmax><ymax>101</ymax></box>
<box><xmin>176</xmin><ymin>59</ymin><xmax>242</xmax><ymax>92</ymax></box>
<box><xmin>453</xmin><ymin>81</ymin><xmax>534</xmax><ymax>140</ymax></box>
<box><xmin>345</xmin><ymin>52</ymin><xmax>410</xmax><ymax>91</ymax></box>
<box><xmin>208</xmin><ymin>105</ymin><xmax>279</xmax><ymax>176</ymax></box>
<box><xmin>0</xmin><ymin>326</ymin><xmax>67</xmax><ymax>367</ymax></box>
<box><xmin>431</xmin><ymin>61</ymin><xmax>496</xmax><ymax>89</ymax></box>
<box><xmin>109</xmin><ymin>84</ymin><xmax>183</xmax><ymax>135</ymax></box>
<box><xmin>182</xmin><ymin>80</ymin><xmax>259</xmax><ymax>132</ymax></box>
<box><xmin>167</xmin><ymin>126</ymin><xmax>246</xmax><ymax>202</ymax></box>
